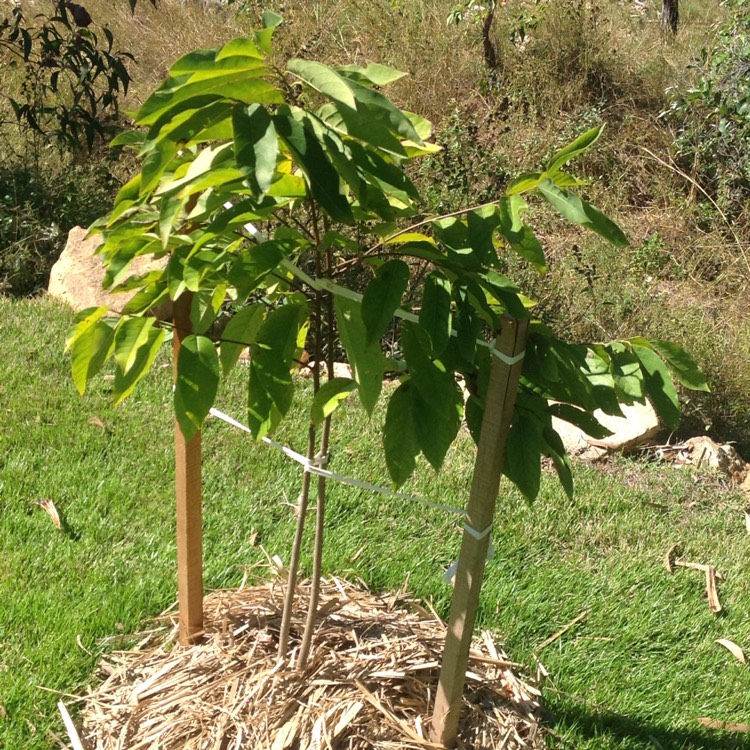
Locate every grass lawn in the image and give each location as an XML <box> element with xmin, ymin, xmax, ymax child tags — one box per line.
<box><xmin>1</xmin><ymin>295</ymin><xmax>749</xmax><ymax>749</ymax></box>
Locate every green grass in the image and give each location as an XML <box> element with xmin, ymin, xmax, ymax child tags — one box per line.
<box><xmin>2</xmin><ymin>296</ymin><xmax>750</xmax><ymax>749</ymax></box>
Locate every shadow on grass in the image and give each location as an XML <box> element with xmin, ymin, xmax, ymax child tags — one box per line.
<box><xmin>547</xmin><ymin>698</ymin><xmax>750</xmax><ymax>749</ymax></box>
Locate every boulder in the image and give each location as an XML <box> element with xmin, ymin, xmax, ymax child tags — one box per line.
<box><xmin>552</xmin><ymin>399</ymin><xmax>662</xmax><ymax>459</ymax></box>
<box><xmin>48</xmin><ymin>226</ymin><xmax>169</xmax><ymax>316</ymax></box>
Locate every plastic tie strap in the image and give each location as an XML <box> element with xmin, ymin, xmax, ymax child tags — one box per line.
<box><xmin>208</xmin><ymin>407</ymin><xmax>468</xmax><ymax>519</ymax></box>
<box><xmin>491</xmin><ymin>347</ymin><xmax>526</xmax><ymax>366</ymax></box>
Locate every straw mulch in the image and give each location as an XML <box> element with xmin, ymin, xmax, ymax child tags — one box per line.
<box><xmin>74</xmin><ymin>576</ymin><xmax>545</xmax><ymax>749</ymax></box>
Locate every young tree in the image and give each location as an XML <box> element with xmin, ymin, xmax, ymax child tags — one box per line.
<box><xmin>66</xmin><ymin>12</ymin><xmax>707</xmax><ymax>739</ymax></box>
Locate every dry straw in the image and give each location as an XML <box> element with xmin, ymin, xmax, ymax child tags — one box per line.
<box><xmin>71</xmin><ymin>575</ymin><xmax>545</xmax><ymax>749</ymax></box>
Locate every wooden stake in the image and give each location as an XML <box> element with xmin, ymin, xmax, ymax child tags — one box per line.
<box><xmin>173</xmin><ymin>292</ymin><xmax>203</xmax><ymax>645</ymax></box>
<box><xmin>430</xmin><ymin>316</ymin><xmax>529</xmax><ymax>747</ymax></box>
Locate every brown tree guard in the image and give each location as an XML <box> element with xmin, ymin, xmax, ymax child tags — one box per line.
<box><xmin>173</xmin><ymin>291</ymin><xmax>204</xmax><ymax>645</ymax></box>
<box><xmin>430</xmin><ymin>316</ymin><xmax>529</xmax><ymax>747</ymax></box>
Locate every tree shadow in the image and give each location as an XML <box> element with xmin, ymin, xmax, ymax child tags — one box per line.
<box><xmin>546</xmin><ymin>698</ymin><xmax>750</xmax><ymax>749</ymax></box>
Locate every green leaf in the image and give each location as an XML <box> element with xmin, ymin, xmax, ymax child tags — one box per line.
<box><xmin>273</xmin><ymin>107</ymin><xmax>352</xmax><ymax>223</ymax></box>
<box><xmin>503</xmin><ymin>404</ymin><xmax>544</xmax><ymax>501</ymax></box>
<box><xmin>543</xmin><ymin>425</ymin><xmax>574</xmax><ymax>498</ymax></box>
<box><xmin>261</xmin><ymin>10</ymin><xmax>283</xmax><ymax>29</ymax></box>
<box><xmin>335</xmin><ymin>296</ymin><xmax>384</xmax><ymax>415</ymax></box>
<box><xmin>538</xmin><ymin>179</ymin><xmax>628</xmax><ymax>248</ymax></box>
<box><xmin>69</xmin><ymin>318</ymin><xmax>115</xmax><ymax>395</ymax></box>
<box><xmin>247</xmin><ymin>303</ymin><xmax>307</xmax><ymax>437</ymax></box>
<box><xmin>113</xmin><ymin>324</ymin><xmax>166</xmax><ymax>405</ymax></box>
<box><xmin>548</xmin><ymin>403</ymin><xmax>612</xmax><ymax>439</ymax></box>
<box><xmin>632</xmin><ymin>343</ymin><xmax>680</xmax><ymax>429</ymax></box>
<box><xmin>419</xmin><ymin>271</ymin><xmax>452</xmax><ymax>357</ymax></box>
<box><xmin>311</xmin><ymin>377</ymin><xmax>357</xmax><ymax>425</ymax></box>
<box><xmin>65</xmin><ymin>306</ymin><xmax>110</xmax><ymax>353</ymax></box>
<box><xmin>608</xmin><ymin>342</ymin><xmax>644</xmax><ymax>402</ymax></box>
<box><xmin>361</xmin><ymin>259</ymin><xmax>409</xmax><ymax>344</ymax></box>
<box><xmin>174</xmin><ymin>334</ymin><xmax>220</xmax><ymax>440</ymax></box>
<box><xmin>287</xmin><ymin>59</ymin><xmax>358</xmax><ymax>109</ymax></box>
<box><xmin>412</xmin><ymin>385</ymin><xmax>462</xmax><ymax>471</ymax></box>
<box><xmin>497</xmin><ymin>196</ymin><xmax>546</xmax><ymax>273</ymax></box>
<box><xmin>336</xmin><ymin>62</ymin><xmax>407</xmax><ymax>87</ymax></box>
<box><xmin>233</xmin><ymin>103</ymin><xmax>278</xmax><ymax>194</ymax></box>
<box><xmin>113</xmin><ymin>317</ymin><xmax>158</xmax><ymax>375</ymax></box>
<box><xmin>506</xmin><ymin>172</ymin><xmax>542</xmax><ymax>195</ymax></box>
<box><xmin>219</xmin><ymin>303</ymin><xmax>265</xmax><ymax>375</ymax></box>
<box><xmin>384</xmin><ymin>382</ymin><xmax>420</xmax><ymax>486</ymax></box>
<box><xmin>641</xmin><ymin>338</ymin><xmax>710</xmax><ymax>392</ymax></box>
<box><xmin>546</xmin><ymin>125</ymin><xmax>603</xmax><ymax>174</ymax></box>
<box><xmin>110</xmin><ymin>130</ymin><xmax>146</xmax><ymax>148</ymax></box>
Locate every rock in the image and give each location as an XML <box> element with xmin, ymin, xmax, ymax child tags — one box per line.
<box><xmin>297</xmin><ymin>361</ymin><xmax>353</xmax><ymax>379</ymax></box>
<box><xmin>552</xmin><ymin>399</ymin><xmax>661</xmax><ymax>459</ymax></box>
<box><xmin>48</xmin><ymin>226</ymin><xmax>169</xmax><ymax>317</ymax></box>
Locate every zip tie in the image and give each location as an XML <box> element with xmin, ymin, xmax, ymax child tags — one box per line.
<box><xmin>490</xmin><ymin>347</ymin><xmax>525</xmax><ymax>366</ymax></box>
<box><xmin>443</xmin><ymin>528</ymin><xmax>495</xmax><ymax>583</ymax></box>
<box><xmin>208</xmin><ymin>407</ymin><xmax>468</xmax><ymax>518</ymax></box>
<box><xmin>463</xmin><ymin>522</ymin><xmax>493</xmax><ymax>540</ymax></box>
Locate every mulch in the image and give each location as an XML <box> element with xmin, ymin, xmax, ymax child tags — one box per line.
<box><xmin>68</xmin><ymin>575</ymin><xmax>546</xmax><ymax>749</ymax></box>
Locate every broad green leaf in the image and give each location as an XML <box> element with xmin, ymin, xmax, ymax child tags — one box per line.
<box><xmin>412</xmin><ymin>385</ymin><xmax>462</xmax><ymax>471</ymax></box>
<box><xmin>233</xmin><ymin>103</ymin><xmax>278</xmax><ymax>194</ymax></box>
<box><xmin>70</xmin><ymin>319</ymin><xmax>115</xmax><ymax>395</ymax></box>
<box><xmin>384</xmin><ymin>232</ymin><xmax>437</xmax><ymax>247</ymax></box>
<box><xmin>335</xmin><ymin>296</ymin><xmax>384</xmax><ymax>415</ymax></box>
<box><xmin>113</xmin><ymin>317</ymin><xmax>158</xmax><ymax>375</ymax></box>
<box><xmin>466</xmin><ymin>206</ymin><xmax>500</xmax><ymax>267</ymax></box>
<box><xmin>65</xmin><ymin>306</ymin><xmax>110</xmax><ymax>352</ymax></box>
<box><xmin>219</xmin><ymin>303</ymin><xmax>265</xmax><ymax>375</ymax></box>
<box><xmin>497</xmin><ymin>195</ymin><xmax>546</xmax><ymax>273</ymax></box>
<box><xmin>317</xmin><ymin>102</ymin><xmax>406</xmax><ymax>156</ymax></box>
<box><xmin>608</xmin><ymin>342</ymin><xmax>644</xmax><ymax>402</ymax></box>
<box><xmin>190</xmin><ymin>285</ymin><xmax>226</xmax><ymax>334</ymax></box>
<box><xmin>548</xmin><ymin>403</ymin><xmax>612</xmax><ymax>439</ymax></box>
<box><xmin>361</xmin><ymin>259</ymin><xmax>409</xmax><ymax>344</ymax></box>
<box><xmin>274</xmin><ymin>107</ymin><xmax>352</xmax><ymax>223</ymax></box>
<box><xmin>113</xmin><ymin>325</ymin><xmax>166</xmax><ymax>405</ymax></box>
<box><xmin>110</xmin><ymin>130</ymin><xmax>146</xmax><ymax>148</ymax></box>
<box><xmin>546</xmin><ymin>125</ymin><xmax>603</xmax><ymax>174</ymax></box>
<box><xmin>503</xmin><ymin>405</ymin><xmax>544</xmax><ymax>501</ymax></box>
<box><xmin>632</xmin><ymin>343</ymin><xmax>680</xmax><ymax>429</ymax></box>
<box><xmin>336</xmin><ymin>62</ymin><xmax>407</xmax><ymax>87</ymax></box>
<box><xmin>346</xmin><ymin>78</ymin><xmax>422</xmax><ymax>143</ymax></box>
<box><xmin>247</xmin><ymin>303</ymin><xmax>307</xmax><ymax>437</ymax></box>
<box><xmin>419</xmin><ymin>272</ymin><xmax>452</xmax><ymax>357</ymax></box>
<box><xmin>227</xmin><ymin>240</ymin><xmax>291</xmax><ymax>301</ymax></box>
<box><xmin>641</xmin><ymin>338</ymin><xmax>710</xmax><ymax>392</ymax></box>
<box><xmin>543</xmin><ymin>425</ymin><xmax>574</xmax><ymax>498</ymax></box>
<box><xmin>261</xmin><ymin>10</ymin><xmax>283</xmax><ymax>29</ymax></box>
<box><xmin>174</xmin><ymin>334</ymin><xmax>220</xmax><ymax>439</ymax></box>
<box><xmin>506</xmin><ymin>172</ymin><xmax>542</xmax><ymax>195</ymax></box>
<box><xmin>538</xmin><ymin>179</ymin><xmax>628</xmax><ymax>248</ymax></box>
<box><xmin>384</xmin><ymin>382</ymin><xmax>420</xmax><ymax>486</ymax></box>
<box><xmin>159</xmin><ymin>192</ymin><xmax>186</xmax><ymax>248</ymax></box>
<box><xmin>311</xmin><ymin>377</ymin><xmax>357</xmax><ymax>425</ymax></box>
<box><xmin>287</xmin><ymin>59</ymin><xmax>358</xmax><ymax>108</ymax></box>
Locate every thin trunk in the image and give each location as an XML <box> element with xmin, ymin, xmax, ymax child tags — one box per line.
<box><xmin>277</xmin><ymin>423</ymin><xmax>316</xmax><ymax>658</ymax></box>
<box><xmin>297</xmin><ymin>242</ymin><xmax>336</xmax><ymax>669</ymax></box>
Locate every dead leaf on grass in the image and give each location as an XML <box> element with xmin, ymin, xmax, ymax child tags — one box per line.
<box><xmin>698</xmin><ymin>717</ymin><xmax>750</xmax><ymax>732</ymax></box>
<box><xmin>715</xmin><ymin>639</ymin><xmax>746</xmax><ymax>663</ymax></box>
<box><xmin>87</xmin><ymin>417</ymin><xmax>106</xmax><ymax>430</ymax></box>
<box><xmin>36</xmin><ymin>499</ymin><xmax>62</xmax><ymax>530</ymax></box>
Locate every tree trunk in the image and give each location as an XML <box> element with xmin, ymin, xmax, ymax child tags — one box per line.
<box><xmin>661</xmin><ymin>0</ymin><xmax>678</xmax><ymax>35</ymax></box>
